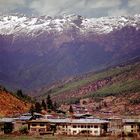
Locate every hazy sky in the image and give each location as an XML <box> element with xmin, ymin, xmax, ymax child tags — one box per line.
<box><xmin>0</xmin><ymin>0</ymin><xmax>140</xmax><ymax>17</ymax></box>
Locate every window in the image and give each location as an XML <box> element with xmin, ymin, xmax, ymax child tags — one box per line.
<box><xmin>94</xmin><ymin>130</ymin><xmax>98</xmax><ymax>134</ymax></box>
<box><xmin>73</xmin><ymin>125</ymin><xmax>77</xmax><ymax>128</ymax></box>
<box><xmin>73</xmin><ymin>131</ymin><xmax>77</xmax><ymax>134</ymax></box>
<box><xmin>32</xmin><ymin>123</ymin><xmax>37</xmax><ymax>126</ymax></box>
<box><xmin>94</xmin><ymin>125</ymin><xmax>98</xmax><ymax>128</ymax></box>
<box><xmin>87</xmin><ymin>125</ymin><xmax>90</xmax><ymax>128</ymax></box>
<box><xmin>40</xmin><ymin>123</ymin><xmax>45</xmax><ymax>126</ymax></box>
<box><xmin>85</xmin><ymin>125</ymin><xmax>87</xmax><ymax>128</ymax></box>
<box><xmin>31</xmin><ymin>128</ymin><xmax>36</xmax><ymax>131</ymax></box>
<box><xmin>39</xmin><ymin>128</ymin><xmax>45</xmax><ymax>132</ymax></box>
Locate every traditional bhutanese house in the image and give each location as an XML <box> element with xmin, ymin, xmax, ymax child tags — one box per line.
<box><xmin>14</xmin><ymin>112</ymin><xmax>44</xmax><ymax>131</ymax></box>
<box><xmin>0</xmin><ymin>118</ymin><xmax>14</xmax><ymax>134</ymax></box>
<box><xmin>106</xmin><ymin>117</ymin><xmax>123</xmax><ymax>135</ymax></box>
<box><xmin>48</xmin><ymin>118</ymin><xmax>109</xmax><ymax>136</ymax></box>
<box><xmin>123</xmin><ymin>119</ymin><xmax>140</xmax><ymax>134</ymax></box>
<box><xmin>28</xmin><ymin>119</ymin><xmax>54</xmax><ymax>135</ymax></box>
<box><xmin>28</xmin><ymin>118</ymin><xmax>109</xmax><ymax>136</ymax></box>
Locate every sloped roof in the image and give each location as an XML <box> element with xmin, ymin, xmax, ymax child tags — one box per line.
<box><xmin>0</xmin><ymin>118</ymin><xmax>14</xmax><ymax>123</ymax></box>
<box><xmin>48</xmin><ymin>118</ymin><xmax>109</xmax><ymax>124</ymax></box>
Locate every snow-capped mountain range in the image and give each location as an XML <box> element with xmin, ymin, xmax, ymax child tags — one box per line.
<box><xmin>0</xmin><ymin>14</ymin><xmax>140</xmax><ymax>91</ymax></box>
<box><xmin>0</xmin><ymin>14</ymin><xmax>140</xmax><ymax>36</ymax></box>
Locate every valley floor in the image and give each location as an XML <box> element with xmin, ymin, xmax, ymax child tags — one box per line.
<box><xmin>0</xmin><ymin>135</ymin><xmax>138</xmax><ymax>140</ymax></box>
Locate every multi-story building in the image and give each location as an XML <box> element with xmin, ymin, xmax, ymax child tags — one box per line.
<box><xmin>28</xmin><ymin>118</ymin><xmax>109</xmax><ymax>136</ymax></box>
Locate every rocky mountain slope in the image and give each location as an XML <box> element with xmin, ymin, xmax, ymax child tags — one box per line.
<box><xmin>40</xmin><ymin>59</ymin><xmax>140</xmax><ymax>116</ymax></box>
<box><xmin>0</xmin><ymin>86</ymin><xmax>31</xmax><ymax>117</ymax></box>
<box><xmin>0</xmin><ymin>14</ymin><xmax>140</xmax><ymax>91</ymax></box>
<box><xmin>40</xmin><ymin>58</ymin><xmax>140</xmax><ymax>103</ymax></box>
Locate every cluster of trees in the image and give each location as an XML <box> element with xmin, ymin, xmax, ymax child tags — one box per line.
<box><xmin>0</xmin><ymin>85</ymin><xmax>8</xmax><ymax>92</ymax></box>
<box><xmin>16</xmin><ymin>89</ymin><xmax>32</xmax><ymax>102</ymax></box>
<box><xmin>29</xmin><ymin>95</ymin><xmax>57</xmax><ymax>114</ymax></box>
<box><xmin>69</xmin><ymin>105</ymin><xmax>73</xmax><ymax>113</ymax></box>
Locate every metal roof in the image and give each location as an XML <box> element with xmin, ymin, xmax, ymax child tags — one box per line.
<box><xmin>48</xmin><ymin>118</ymin><xmax>109</xmax><ymax>124</ymax></box>
<box><xmin>22</xmin><ymin>112</ymin><xmax>43</xmax><ymax>116</ymax></box>
<box><xmin>16</xmin><ymin>116</ymin><xmax>32</xmax><ymax>121</ymax></box>
<box><xmin>0</xmin><ymin>118</ymin><xmax>15</xmax><ymax>123</ymax></box>
<box><xmin>123</xmin><ymin>119</ymin><xmax>140</xmax><ymax>123</ymax></box>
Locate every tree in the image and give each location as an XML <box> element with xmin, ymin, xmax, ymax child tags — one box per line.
<box><xmin>46</xmin><ymin>95</ymin><xmax>53</xmax><ymax>110</ymax></box>
<box><xmin>16</xmin><ymin>89</ymin><xmax>24</xmax><ymax>98</ymax></box>
<box><xmin>53</xmin><ymin>101</ymin><xmax>57</xmax><ymax>111</ymax></box>
<box><xmin>69</xmin><ymin>105</ymin><xmax>73</xmax><ymax>113</ymax></box>
<box><xmin>35</xmin><ymin>102</ymin><xmax>42</xmax><ymax>113</ymax></box>
<box><xmin>29</xmin><ymin>104</ymin><xmax>35</xmax><ymax>116</ymax></box>
<box><xmin>41</xmin><ymin>99</ymin><xmax>47</xmax><ymax>110</ymax></box>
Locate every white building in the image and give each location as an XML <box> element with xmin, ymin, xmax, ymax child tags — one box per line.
<box><xmin>123</xmin><ymin>119</ymin><xmax>140</xmax><ymax>134</ymax></box>
<box><xmin>48</xmin><ymin>118</ymin><xmax>109</xmax><ymax>136</ymax></box>
<box><xmin>28</xmin><ymin>118</ymin><xmax>109</xmax><ymax>136</ymax></box>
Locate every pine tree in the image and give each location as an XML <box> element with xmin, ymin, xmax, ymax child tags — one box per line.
<box><xmin>16</xmin><ymin>89</ymin><xmax>24</xmax><ymax>98</ymax></box>
<box><xmin>41</xmin><ymin>99</ymin><xmax>47</xmax><ymax>110</ymax></box>
<box><xmin>69</xmin><ymin>105</ymin><xmax>73</xmax><ymax>113</ymax></box>
<box><xmin>53</xmin><ymin>101</ymin><xmax>57</xmax><ymax>111</ymax></box>
<box><xmin>46</xmin><ymin>95</ymin><xmax>53</xmax><ymax>110</ymax></box>
<box><xmin>35</xmin><ymin>102</ymin><xmax>42</xmax><ymax>113</ymax></box>
<box><xmin>29</xmin><ymin>104</ymin><xmax>35</xmax><ymax>116</ymax></box>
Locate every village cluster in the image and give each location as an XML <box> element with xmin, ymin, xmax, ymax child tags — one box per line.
<box><xmin>0</xmin><ymin>96</ymin><xmax>140</xmax><ymax>138</ymax></box>
<box><xmin>0</xmin><ymin>110</ymin><xmax>140</xmax><ymax>137</ymax></box>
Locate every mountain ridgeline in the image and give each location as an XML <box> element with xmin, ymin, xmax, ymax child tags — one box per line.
<box><xmin>0</xmin><ymin>14</ymin><xmax>140</xmax><ymax>91</ymax></box>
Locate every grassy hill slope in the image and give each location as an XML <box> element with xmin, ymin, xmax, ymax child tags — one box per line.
<box><xmin>0</xmin><ymin>86</ymin><xmax>31</xmax><ymax>117</ymax></box>
<box><xmin>41</xmin><ymin>59</ymin><xmax>140</xmax><ymax>105</ymax></box>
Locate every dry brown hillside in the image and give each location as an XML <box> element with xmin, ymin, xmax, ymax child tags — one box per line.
<box><xmin>0</xmin><ymin>89</ymin><xmax>31</xmax><ymax>117</ymax></box>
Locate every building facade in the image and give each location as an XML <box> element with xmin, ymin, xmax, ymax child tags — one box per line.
<box><xmin>28</xmin><ymin>118</ymin><xmax>108</xmax><ymax>136</ymax></box>
<box><xmin>123</xmin><ymin>119</ymin><xmax>140</xmax><ymax>134</ymax></box>
<box><xmin>28</xmin><ymin>120</ymin><xmax>53</xmax><ymax>134</ymax></box>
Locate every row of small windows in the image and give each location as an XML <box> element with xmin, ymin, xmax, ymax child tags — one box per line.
<box><xmin>72</xmin><ymin>130</ymin><xmax>98</xmax><ymax>134</ymax></box>
<box><xmin>31</xmin><ymin>123</ymin><xmax>46</xmax><ymax>126</ymax></box>
<box><xmin>31</xmin><ymin>124</ymin><xmax>99</xmax><ymax>128</ymax></box>
<box><xmin>72</xmin><ymin>125</ymin><xmax>98</xmax><ymax>128</ymax></box>
<box><xmin>60</xmin><ymin>125</ymin><xmax>98</xmax><ymax>128</ymax></box>
<box><xmin>31</xmin><ymin>128</ymin><xmax>46</xmax><ymax>132</ymax></box>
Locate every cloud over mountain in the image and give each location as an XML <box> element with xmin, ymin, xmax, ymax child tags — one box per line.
<box><xmin>0</xmin><ymin>0</ymin><xmax>140</xmax><ymax>17</ymax></box>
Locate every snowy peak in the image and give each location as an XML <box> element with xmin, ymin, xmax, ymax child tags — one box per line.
<box><xmin>0</xmin><ymin>14</ymin><xmax>140</xmax><ymax>36</ymax></box>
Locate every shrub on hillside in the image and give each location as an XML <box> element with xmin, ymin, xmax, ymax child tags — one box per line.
<box><xmin>19</xmin><ymin>126</ymin><xmax>28</xmax><ymax>134</ymax></box>
<box><xmin>129</xmin><ymin>98</ymin><xmax>140</xmax><ymax>105</ymax></box>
